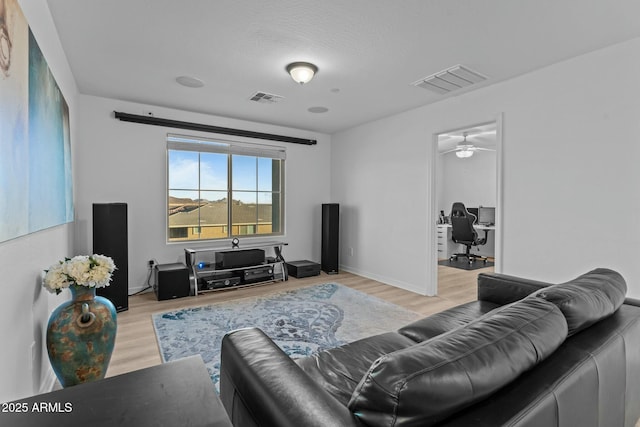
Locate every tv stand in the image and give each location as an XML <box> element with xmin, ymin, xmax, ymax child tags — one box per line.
<box><xmin>185</xmin><ymin>241</ymin><xmax>288</xmax><ymax>295</ymax></box>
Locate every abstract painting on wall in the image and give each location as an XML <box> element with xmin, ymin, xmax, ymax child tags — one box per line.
<box><xmin>0</xmin><ymin>0</ymin><xmax>73</xmax><ymax>243</ymax></box>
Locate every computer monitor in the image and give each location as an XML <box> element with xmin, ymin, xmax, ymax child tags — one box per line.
<box><xmin>478</xmin><ymin>206</ymin><xmax>495</xmax><ymax>225</ymax></box>
<box><xmin>466</xmin><ymin>207</ymin><xmax>479</xmax><ymax>223</ymax></box>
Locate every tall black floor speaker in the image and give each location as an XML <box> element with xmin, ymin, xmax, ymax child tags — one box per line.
<box><xmin>321</xmin><ymin>203</ymin><xmax>339</xmax><ymax>274</ymax></box>
<box><xmin>93</xmin><ymin>203</ymin><xmax>128</xmax><ymax>312</ymax></box>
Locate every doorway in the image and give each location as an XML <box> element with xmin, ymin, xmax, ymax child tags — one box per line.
<box><xmin>432</xmin><ymin>118</ymin><xmax>503</xmax><ymax>296</ymax></box>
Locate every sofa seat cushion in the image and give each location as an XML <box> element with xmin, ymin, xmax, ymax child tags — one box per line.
<box><xmin>348</xmin><ymin>298</ymin><xmax>568</xmax><ymax>427</ymax></box>
<box><xmin>398</xmin><ymin>300</ymin><xmax>500</xmax><ymax>343</ymax></box>
<box><xmin>295</xmin><ymin>332</ymin><xmax>417</xmax><ymax>406</ymax></box>
<box><xmin>531</xmin><ymin>268</ymin><xmax>627</xmax><ymax>336</ymax></box>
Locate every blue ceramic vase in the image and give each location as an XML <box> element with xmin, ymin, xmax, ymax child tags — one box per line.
<box><xmin>46</xmin><ymin>285</ymin><xmax>117</xmax><ymax>387</ymax></box>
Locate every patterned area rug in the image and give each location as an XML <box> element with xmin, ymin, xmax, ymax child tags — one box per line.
<box><xmin>152</xmin><ymin>283</ymin><xmax>420</xmax><ymax>392</ymax></box>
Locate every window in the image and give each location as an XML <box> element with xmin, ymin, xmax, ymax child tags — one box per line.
<box><xmin>167</xmin><ymin>134</ymin><xmax>285</xmax><ymax>242</ymax></box>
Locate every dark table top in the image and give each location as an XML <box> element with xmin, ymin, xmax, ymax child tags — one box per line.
<box><xmin>0</xmin><ymin>355</ymin><xmax>232</xmax><ymax>427</ymax></box>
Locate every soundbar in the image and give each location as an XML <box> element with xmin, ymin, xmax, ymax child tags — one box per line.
<box><xmin>215</xmin><ymin>249</ymin><xmax>265</xmax><ymax>269</ymax></box>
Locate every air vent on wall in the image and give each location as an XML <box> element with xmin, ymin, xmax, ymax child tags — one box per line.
<box><xmin>249</xmin><ymin>91</ymin><xmax>284</xmax><ymax>104</ymax></box>
<box><xmin>412</xmin><ymin>65</ymin><xmax>488</xmax><ymax>94</ymax></box>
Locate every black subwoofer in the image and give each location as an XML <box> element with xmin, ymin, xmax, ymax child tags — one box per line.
<box><xmin>93</xmin><ymin>203</ymin><xmax>128</xmax><ymax>312</ymax></box>
<box><xmin>154</xmin><ymin>263</ymin><xmax>190</xmax><ymax>300</ymax></box>
<box><xmin>321</xmin><ymin>203</ymin><xmax>339</xmax><ymax>274</ymax></box>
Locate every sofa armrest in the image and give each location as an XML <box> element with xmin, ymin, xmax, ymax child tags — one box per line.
<box><xmin>477</xmin><ymin>273</ymin><xmax>551</xmax><ymax>305</ymax></box>
<box><xmin>625</xmin><ymin>297</ymin><xmax>640</xmax><ymax>307</ymax></box>
<box><xmin>219</xmin><ymin>327</ymin><xmax>361</xmax><ymax>427</ymax></box>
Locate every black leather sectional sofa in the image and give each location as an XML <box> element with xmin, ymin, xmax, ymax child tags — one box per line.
<box><xmin>219</xmin><ymin>268</ymin><xmax>640</xmax><ymax>426</ymax></box>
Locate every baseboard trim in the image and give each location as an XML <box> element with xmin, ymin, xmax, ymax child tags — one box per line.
<box><xmin>339</xmin><ymin>265</ymin><xmax>431</xmax><ymax>296</ymax></box>
<box><xmin>39</xmin><ymin>367</ymin><xmax>57</xmax><ymax>394</ymax></box>
<box><xmin>128</xmin><ymin>284</ymin><xmax>153</xmax><ymax>296</ymax></box>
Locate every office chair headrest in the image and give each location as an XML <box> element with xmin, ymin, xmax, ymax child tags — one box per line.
<box><xmin>451</xmin><ymin>202</ymin><xmax>467</xmax><ymax>216</ymax></box>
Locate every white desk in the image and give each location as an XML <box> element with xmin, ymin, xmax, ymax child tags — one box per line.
<box><xmin>436</xmin><ymin>224</ymin><xmax>495</xmax><ymax>260</ymax></box>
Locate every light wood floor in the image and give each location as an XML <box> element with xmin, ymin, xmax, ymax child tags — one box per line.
<box><xmin>106</xmin><ymin>264</ymin><xmax>490</xmax><ymax>377</ymax></box>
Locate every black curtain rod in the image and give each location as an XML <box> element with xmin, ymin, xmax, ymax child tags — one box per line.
<box><xmin>113</xmin><ymin>111</ymin><xmax>317</xmax><ymax>145</ymax></box>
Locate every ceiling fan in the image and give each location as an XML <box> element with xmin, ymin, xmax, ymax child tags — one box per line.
<box><xmin>441</xmin><ymin>132</ymin><xmax>496</xmax><ymax>158</ymax></box>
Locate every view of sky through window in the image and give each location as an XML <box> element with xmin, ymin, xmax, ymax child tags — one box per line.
<box><xmin>167</xmin><ymin>146</ymin><xmax>283</xmax><ymax>241</ymax></box>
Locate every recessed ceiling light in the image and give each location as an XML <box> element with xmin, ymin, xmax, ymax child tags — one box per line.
<box><xmin>176</xmin><ymin>76</ymin><xmax>205</xmax><ymax>88</ymax></box>
<box><xmin>308</xmin><ymin>106</ymin><xmax>329</xmax><ymax>113</ymax></box>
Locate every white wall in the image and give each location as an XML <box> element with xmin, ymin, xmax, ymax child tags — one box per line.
<box><xmin>74</xmin><ymin>95</ymin><xmax>332</xmax><ymax>293</ymax></box>
<box><xmin>332</xmin><ymin>36</ymin><xmax>640</xmax><ymax>299</ymax></box>
<box><xmin>437</xmin><ymin>150</ymin><xmax>497</xmax><ymax>214</ymax></box>
<box><xmin>0</xmin><ymin>0</ymin><xmax>79</xmax><ymax>402</ymax></box>
<box><xmin>331</xmin><ymin>112</ymin><xmax>434</xmax><ymax>293</ymax></box>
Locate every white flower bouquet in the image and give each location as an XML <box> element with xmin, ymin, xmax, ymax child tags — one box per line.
<box><xmin>43</xmin><ymin>254</ymin><xmax>116</xmax><ymax>295</ymax></box>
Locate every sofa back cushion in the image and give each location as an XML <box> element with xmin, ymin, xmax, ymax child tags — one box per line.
<box><xmin>347</xmin><ymin>298</ymin><xmax>568</xmax><ymax>427</ymax></box>
<box><xmin>530</xmin><ymin>268</ymin><xmax>627</xmax><ymax>336</ymax></box>
<box><xmin>397</xmin><ymin>300</ymin><xmax>501</xmax><ymax>343</ymax></box>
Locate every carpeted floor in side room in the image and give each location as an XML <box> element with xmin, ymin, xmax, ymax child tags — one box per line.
<box><xmin>438</xmin><ymin>258</ymin><xmax>495</xmax><ymax>271</ymax></box>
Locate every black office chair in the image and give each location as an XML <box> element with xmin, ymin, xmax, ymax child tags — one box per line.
<box><xmin>449</xmin><ymin>202</ymin><xmax>488</xmax><ymax>264</ymax></box>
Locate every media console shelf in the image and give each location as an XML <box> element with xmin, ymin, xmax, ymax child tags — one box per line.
<box><xmin>185</xmin><ymin>241</ymin><xmax>288</xmax><ymax>295</ymax></box>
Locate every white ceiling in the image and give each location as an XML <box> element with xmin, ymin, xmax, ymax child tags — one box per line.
<box><xmin>46</xmin><ymin>0</ymin><xmax>640</xmax><ymax>134</ymax></box>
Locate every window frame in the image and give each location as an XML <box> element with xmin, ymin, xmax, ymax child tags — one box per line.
<box><xmin>166</xmin><ymin>133</ymin><xmax>285</xmax><ymax>243</ymax></box>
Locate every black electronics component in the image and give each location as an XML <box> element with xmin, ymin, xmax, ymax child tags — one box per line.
<box><xmin>286</xmin><ymin>260</ymin><xmax>321</xmax><ymax>278</ymax></box>
<box><xmin>154</xmin><ymin>263</ymin><xmax>190</xmax><ymax>301</ymax></box>
<box><xmin>321</xmin><ymin>203</ymin><xmax>339</xmax><ymax>274</ymax></box>
<box><xmin>93</xmin><ymin>203</ymin><xmax>129</xmax><ymax>311</ymax></box>
<box><xmin>242</xmin><ymin>265</ymin><xmax>274</xmax><ymax>284</ymax></box>
<box><xmin>200</xmin><ymin>274</ymin><xmax>242</xmax><ymax>291</ymax></box>
<box><xmin>215</xmin><ymin>249</ymin><xmax>265</xmax><ymax>269</ymax></box>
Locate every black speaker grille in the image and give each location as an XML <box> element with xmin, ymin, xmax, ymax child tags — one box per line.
<box><xmin>93</xmin><ymin>203</ymin><xmax>128</xmax><ymax>312</ymax></box>
<box><xmin>321</xmin><ymin>203</ymin><xmax>339</xmax><ymax>274</ymax></box>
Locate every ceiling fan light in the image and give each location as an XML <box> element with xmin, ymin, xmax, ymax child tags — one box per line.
<box><xmin>456</xmin><ymin>149</ymin><xmax>473</xmax><ymax>158</ymax></box>
<box><xmin>286</xmin><ymin>62</ymin><xmax>318</xmax><ymax>85</ymax></box>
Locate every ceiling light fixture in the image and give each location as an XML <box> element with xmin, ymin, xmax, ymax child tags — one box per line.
<box><xmin>455</xmin><ymin>148</ymin><xmax>474</xmax><ymax>158</ymax></box>
<box><xmin>286</xmin><ymin>62</ymin><xmax>318</xmax><ymax>85</ymax></box>
<box><xmin>455</xmin><ymin>133</ymin><xmax>475</xmax><ymax>158</ymax></box>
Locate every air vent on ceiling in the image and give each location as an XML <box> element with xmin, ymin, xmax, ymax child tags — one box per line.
<box><xmin>412</xmin><ymin>65</ymin><xmax>488</xmax><ymax>94</ymax></box>
<box><xmin>249</xmin><ymin>91</ymin><xmax>284</xmax><ymax>104</ymax></box>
